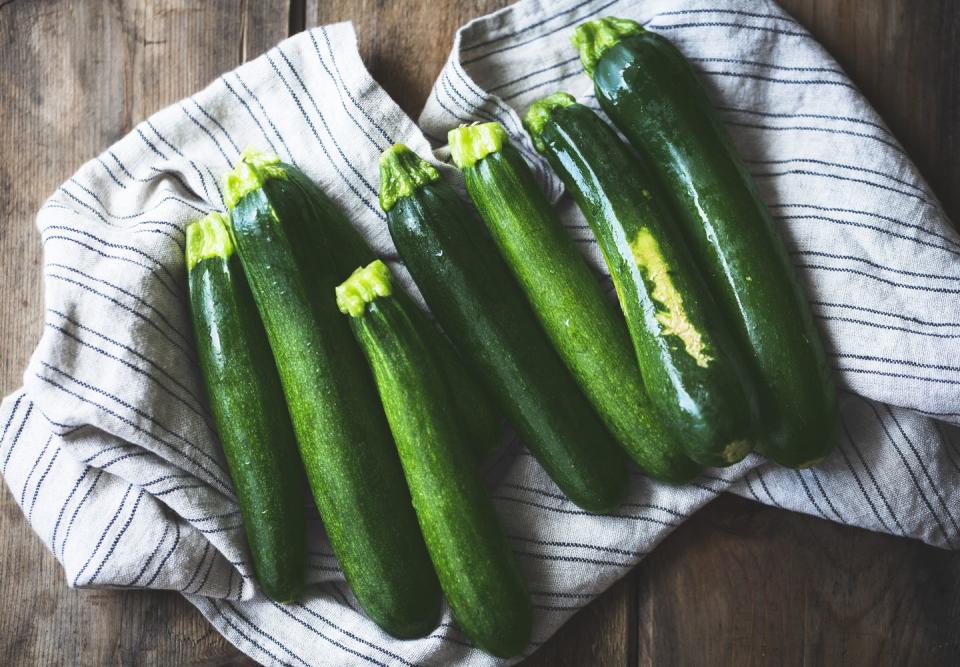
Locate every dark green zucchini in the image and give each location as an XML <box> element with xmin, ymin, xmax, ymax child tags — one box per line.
<box><xmin>379</xmin><ymin>144</ymin><xmax>628</xmax><ymax>513</ymax></box>
<box><xmin>186</xmin><ymin>212</ymin><xmax>306</xmax><ymax>602</ymax></box>
<box><xmin>223</xmin><ymin>153</ymin><xmax>441</xmax><ymax>638</ymax></box>
<box><xmin>573</xmin><ymin>18</ymin><xmax>838</xmax><ymax>468</ymax></box>
<box><xmin>336</xmin><ymin>260</ymin><xmax>531</xmax><ymax>658</ymax></box>
<box><xmin>524</xmin><ymin>96</ymin><xmax>757</xmax><ymax>467</ymax></box>
<box><xmin>446</xmin><ymin>123</ymin><xmax>701</xmax><ymax>477</ymax></box>
<box><xmin>240</xmin><ymin>151</ymin><xmax>501</xmax><ymax>459</ymax></box>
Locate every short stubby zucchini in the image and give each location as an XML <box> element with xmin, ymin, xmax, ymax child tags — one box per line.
<box><xmin>524</xmin><ymin>96</ymin><xmax>758</xmax><ymax>468</ymax></box>
<box><xmin>337</xmin><ymin>260</ymin><xmax>532</xmax><ymax>658</ymax></box>
<box><xmin>447</xmin><ymin>122</ymin><xmax>702</xmax><ymax>478</ymax></box>
<box><xmin>186</xmin><ymin>211</ymin><xmax>306</xmax><ymax>603</ymax></box>
<box><xmin>573</xmin><ymin>18</ymin><xmax>838</xmax><ymax>468</ymax></box>
<box><xmin>223</xmin><ymin>152</ymin><xmax>442</xmax><ymax>638</ymax></box>
<box><xmin>379</xmin><ymin>144</ymin><xmax>629</xmax><ymax>513</ymax></box>
<box><xmin>236</xmin><ymin>148</ymin><xmax>501</xmax><ymax>458</ymax></box>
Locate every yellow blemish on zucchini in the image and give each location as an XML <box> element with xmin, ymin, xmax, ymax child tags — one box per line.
<box><xmin>721</xmin><ymin>439</ymin><xmax>752</xmax><ymax>464</ymax></box>
<box><xmin>629</xmin><ymin>228</ymin><xmax>712</xmax><ymax>368</ymax></box>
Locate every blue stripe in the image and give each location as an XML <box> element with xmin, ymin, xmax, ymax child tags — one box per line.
<box><xmin>488</xmin><ymin>55</ymin><xmax>582</xmax><ymax>94</ymax></box>
<box><xmin>461</xmin><ymin>0</ymin><xmax>622</xmax><ymax>66</ymax></box>
<box><xmin>294</xmin><ymin>599</ymin><xmax>416</xmax><ymax>666</ymax></box>
<box><xmin>514</xmin><ymin>549</ymin><xmax>631</xmax><ymax>568</ymax></box>
<box><xmin>648</xmin><ymin>20</ymin><xmax>809</xmax><ymax>39</ymax></box>
<box><xmin>809</xmin><ymin>468</ymin><xmax>847</xmax><ymax>522</ymax></box>
<box><xmin>129</xmin><ymin>521</ymin><xmax>170</xmax><ymax>586</ymax></box>
<box><xmin>50</xmin><ymin>468</ymin><xmax>91</xmax><ymax>557</ymax></box>
<box><xmin>264</xmin><ymin>51</ymin><xmax>382</xmax><ymax>219</ymax></box>
<box><xmin>67</xmin><ymin>178</ymin><xmax>190</xmax><ymax>230</ymax></box>
<box><xmin>836</xmin><ymin>366</ymin><xmax>960</xmax><ymax>387</ymax></box>
<box><xmin>46</xmin><ymin>272</ymin><xmax>193</xmax><ymax>359</ymax></box>
<box><xmin>0</xmin><ymin>397</ymin><xmax>28</xmax><ymax>473</ymax></box>
<box><xmin>233</xmin><ymin>72</ymin><xmax>297</xmax><ymax>165</ymax></box>
<box><xmin>18</xmin><ymin>434</ymin><xmax>53</xmax><ymax>508</ymax></box>
<box><xmin>817</xmin><ymin>314</ymin><xmax>960</xmax><ymax>340</ymax></box>
<box><xmin>59</xmin><ymin>469</ymin><xmax>105</xmax><ymax>560</ymax></box>
<box><xmin>862</xmin><ymin>398</ymin><xmax>955</xmax><ymax>546</ymax></box>
<box><xmin>837</xmin><ymin>417</ymin><xmax>901</xmax><ymax>534</ymax></box>
<box><xmin>754</xmin><ymin>470</ymin><xmax>783</xmax><ymax>508</ymax></box>
<box><xmin>73</xmin><ymin>486</ymin><xmax>133</xmax><ymax>584</ymax></box>
<box><xmin>753</xmin><ymin>168</ymin><xmax>932</xmax><ymax>205</ymax></box>
<box><xmin>96</xmin><ymin>157</ymin><xmax>126</xmax><ymax>188</ymax></box>
<box><xmin>696</xmin><ymin>57</ymin><xmax>841</xmax><ymax>75</ymax></box>
<box><xmin>181</xmin><ymin>103</ymin><xmax>234</xmax><ymax>166</ymax></box>
<box><xmin>188</xmin><ymin>542</ymin><xmax>217</xmax><ymax>594</ymax></box>
<box><xmin>46</xmin><ymin>321</ymin><xmax>212</xmax><ymax>427</ymax></box>
<box><xmin>144</xmin><ymin>122</ymin><xmax>214</xmax><ymax>201</ymax></box>
<box><xmin>271</xmin><ymin>602</ymin><xmax>389</xmax><ymax>667</ymax></box>
<box><xmin>35</xmin><ymin>367</ymin><xmax>233</xmax><ymax>495</ymax></box>
<box><xmin>507</xmin><ymin>533</ymin><xmax>645</xmax><ymax>557</ymax></box>
<box><xmin>779</xmin><ymin>216</ymin><xmax>959</xmax><ymax>257</ymax></box>
<box><xmin>500</xmin><ymin>481</ymin><xmax>689</xmax><ymax>519</ymax></box>
<box><xmin>222</xmin><ymin>601</ymin><xmax>308</xmax><ymax>667</ymax></box>
<box><xmin>655</xmin><ymin>8</ymin><xmax>798</xmax><ymax>24</ymax></box>
<box><xmin>88</xmin><ymin>490</ymin><xmax>147</xmax><ymax>585</ymax></box>
<box><xmin>27</xmin><ymin>449</ymin><xmax>61</xmax><ymax>522</ymax></box>
<box><xmin>795</xmin><ymin>262</ymin><xmax>960</xmax><ymax>295</ymax></box>
<box><xmin>154</xmin><ymin>483</ymin><xmax>206</xmax><ymax>497</ymax></box>
<box><xmin>462</xmin><ymin>0</ymin><xmax>603</xmax><ymax>52</ymax></box>
<box><xmin>792</xmin><ymin>251</ymin><xmax>960</xmax><ymax>282</ymax></box>
<box><xmin>793</xmin><ymin>469</ymin><xmax>829</xmax><ymax>519</ymax></box>
<box><xmin>309</xmin><ymin>29</ymin><xmax>387</xmax><ymax>151</ymax></box>
<box><xmin>811</xmin><ymin>300</ymin><xmax>960</xmax><ymax>329</ymax></box>
<box><xmin>771</xmin><ymin>203</ymin><xmax>960</xmax><ymax>251</ymax></box>
<box><xmin>190</xmin><ymin>98</ymin><xmax>241</xmax><ymax>155</ymax></box>
<box><xmin>726</xmin><ymin>120</ymin><xmax>903</xmax><ymax>155</ymax></box>
<box><xmin>49</xmin><ymin>308</ymin><xmax>207</xmax><ymax>409</ymax></box>
<box><xmin>220</xmin><ymin>76</ymin><xmax>282</xmax><ymax>158</ymax></box>
<box><xmin>492</xmin><ymin>494</ymin><xmax>678</xmax><ymax>527</ymax></box>
<box><xmin>718</xmin><ymin>105</ymin><xmax>892</xmax><ymax>136</ymax></box>
<box><xmin>744</xmin><ymin>157</ymin><xmax>925</xmax><ymax>194</ymax></box>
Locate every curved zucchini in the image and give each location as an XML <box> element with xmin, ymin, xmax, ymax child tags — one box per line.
<box><xmin>524</xmin><ymin>97</ymin><xmax>757</xmax><ymax>467</ymax></box>
<box><xmin>336</xmin><ymin>260</ymin><xmax>531</xmax><ymax>658</ymax></box>
<box><xmin>447</xmin><ymin>123</ymin><xmax>702</xmax><ymax>477</ymax></box>
<box><xmin>223</xmin><ymin>154</ymin><xmax>441</xmax><ymax>638</ymax></box>
<box><xmin>573</xmin><ymin>18</ymin><xmax>838</xmax><ymax>468</ymax></box>
<box><xmin>379</xmin><ymin>144</ymin><xmax>628</xmax><ymax>513</ymax></box>
<box><xmin>238</xmin><ymin>148</ymin><xmax>501</xmax><ymax>458</ymax></box>
<box><xmin>186</xmin><ymin>212</ymin><xmax>306</xmax><ymax>602</ymax></box>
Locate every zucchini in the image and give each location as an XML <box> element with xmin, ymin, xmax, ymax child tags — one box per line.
<box><xmin>379</xmin><ymin>144</ymin><xmax>628</xmax><ymax>513</ymax></box>
<box><xmin>573</xmin><ymin>18</ymin><xmax>838</xmax><ymax>467</ymax></box>
<box><xmin>240</xmin><ymin>149</ymin><xmax>501</xmax><ymax>458</ymax></box>
<box><xmin>447</xmin><ymin>123</ymin><xmax>702</xmax><ymax>478</ymax></box>
<box><xmin>186</xmin><ymin>212</ymin><xmax>306</xmax><ymax>602</ymax></box>
<box><xmin>524</xmin><ymin>97</ymin><xmax>757</xmax><ymax>467</ymax></box>
<box><xmin>337</xmin><ymin>260</ymin><xmax>531</xmax><ymax>658</ymax></box>
<box><xmin>223</xmin><ymin>153</ymin><xmax>441</xmax><ymax>638</ymax></box>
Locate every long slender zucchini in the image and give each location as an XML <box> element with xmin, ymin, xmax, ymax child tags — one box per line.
<box><xmin>573</xmin><ymin>18</ymin><xmax>838</xmax><ymax>467</ymax></box>
<box><xmin>186</xmin><ymin>212</ymin><xmax>306</xmax><ymax>602</ymax></box>
<box><xmin>238</xmin><ymin>150</ymin><xmax>501</xmax><ymax>458</ymax></box>
<box><xmin>379</xmin><ymin>144</ymin><xmax>628</xmax><ymax>513</ymax></box>
<box><xmin>524</xmin><ymin>97</ymin><xmax>757</xmax><ymax>467</ymax></box>
<box><xmin>446</xmin><ymin>123</ymin><xmax>702</xmax><ymax>478</ymax></box>
<box><xmin>223</xmin><ymin>154</ymin><xmax>441</xmax><ymax>638</ymax></box>
<box><xmin>336</xmin><ymin>260</ymin><xmax>531</xmax><ymax>658</ymax></box>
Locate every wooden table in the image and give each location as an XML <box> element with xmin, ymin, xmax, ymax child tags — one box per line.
<box><xmin>1</xmin><ymin>1</ymin><xmax>958</xmax><ymax>664</ymax></box>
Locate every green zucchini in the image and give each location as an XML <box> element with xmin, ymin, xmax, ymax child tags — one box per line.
<box><xmin>446</xmin><ymin>123</ymin><xmax>702</xmax><ymax>477</ymax></box>
<box><xmin>379</xmin><ymin>144</ymin><xmax>628</xmax><ymax>513</ymax></box>
<box><xmin>337</xmin><ymin>260</ymin><xmax>531</xmax><ymax>658</ymax></box>
<box><xmin>223</xmin><ymin>153</ymin><xmax>441</xmax><ymax>638</ymax></box>
<box><xmin>573</xmin><ymin>18</ymin><xmax>838</xmax><ymax>467</ymax></box>
<box><xmin>237</xmin><ymin>149</ymin><xmax>501</xmax><ymax>458</ymax></box>
<box><xmin>524</xmin><ymin>96</ymin><xmax>757</xmax><ymax>467</ymax></box>
<box><xmin>186</xmin><ymin>212</ymin><xmax>306</xmax><ymax>602</ymax></box>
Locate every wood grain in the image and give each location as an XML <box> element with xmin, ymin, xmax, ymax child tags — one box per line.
<box><xmin>0</xmin><ymin>1</ymin><xmax>957</xmax><ymax>665</ymax></box>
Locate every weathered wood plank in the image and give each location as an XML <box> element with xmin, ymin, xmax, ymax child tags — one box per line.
<box><xmin>0</xmin><ymin>1</ymin><xmax>284</xmax><ymax>665</ymax></box>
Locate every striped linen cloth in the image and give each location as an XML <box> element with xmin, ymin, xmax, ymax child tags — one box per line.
<box><xmin>1</xmin><ymin>1</ymin><xmax>958</xmax><ymax>664</ymax></box>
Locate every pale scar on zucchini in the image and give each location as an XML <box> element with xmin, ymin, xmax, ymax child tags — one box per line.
<box><xmin>629</xmin><ymin>227</ymin><xmax>712</xmax><ymax>368</ymax></box>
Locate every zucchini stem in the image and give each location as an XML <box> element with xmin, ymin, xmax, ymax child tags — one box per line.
<box><xmin>572</xmin><ymin>17</ymin><xmax>644</xmax><ymax>77</ymax></box>
<box><xmin>378</xmin><ymin>144</ymin><xmax>441</xmax><ymax>212</ymax></box>
<box><xmin>185</xmin><ymin>211</ymin><xmax>234</xmax><ymax>271</ymax></box>
<box><xmin>223</xmin><ymin>147</ymin><xmax>288</xmax><ymax>208</ymax></box>
<box><xmin>336</xmin><ymin>260</ymin><xmax>394</xmax><ymax>317</ymax></box>
<box><xmin>448</xmin><ymin>122</ymin><xmax>508</xmax><ymax>168</ymax></box>
<box><xmin>523</xmin><ymin>92</ymin><xmax>577</xmax><ymax>151</ymax></box>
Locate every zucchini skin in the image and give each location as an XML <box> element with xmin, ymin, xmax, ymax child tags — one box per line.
<box><xmin>386</xmin><ymin>175</ymin><xmax>629</xmax><ymax>513</ymax></box>
<box><xmin>586</xmin><ymin>26</ymin><xmax>838</xmax><ymax>467</ymax></box>
<box><xmin>527</xmin><ymin>101</ymin><xmax>757</xmax><ymax>468</ymax></box>
<box><xmin>187</xmin><ymin>219</ymin><xmax>306</xmax><ymax>603</ymax></box>
<box><xmin>285</xmin><ymin>165</ymin><xmax>502</xmax><ymax>458</ymax></box>
<box><xmin>453</xmin><ymin>127</ymin><xmax>702</xmax><ymax>478</ymax></box>
<box><xmin>340</xmin><ymin>265</ymin><xmax>531</xmax><ymax>658</ymax></box>
<box><xmin>229</xmin><ymin>177</ymin><xmax>441</xmax><ymax>638</ymax></box>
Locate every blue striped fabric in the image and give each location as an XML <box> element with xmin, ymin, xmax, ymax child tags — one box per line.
<box><xmin>0</xmin><ymin>4</ymin><xmax>958</xmax><ymax>665</ymax></box>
